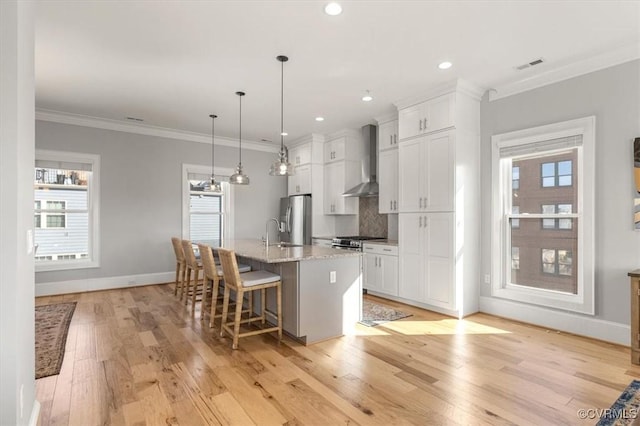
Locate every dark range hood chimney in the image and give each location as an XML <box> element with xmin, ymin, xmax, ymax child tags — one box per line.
<box><xmin>343</xmin><ymin>124</ymin><xmax>379</xmax><ymax>197</ymax></box>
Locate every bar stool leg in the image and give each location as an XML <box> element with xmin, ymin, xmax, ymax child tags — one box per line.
<box><xmin>277</xmin><ymin>284</ymin><xmax>282</xmax><ymax>343</ymax></box>
<box><xmin>260</xmin><ymin>289</ymin><xmax>266</xmax><ymax>324</ymax></box>
<box><xmin>209</xmin><ymin>278</ymin><xmax>220</xmax><ymax>328</ymax></box>
<box><xmin>183</xmin><ymin>267</ymin><xmax>191</xmax><ymax>305</ymax></box>
<box><xmin>232</xmin><ymin>289</ymin><xmax>244</xmax><ymax>350</ymax></box>
<box><xmin>220</xmin><ymin>286</ymin><xmax>230</xmax><ymax>337</ymax></box>
<box><xmin>174</xmin><ymin>262</ymin><xmax>180</xmax><ymax>295</ymax></box>
<box><xmin>191</xmin><ymin>268</ymin><xmax>200</xmax><ymax>314</ymax></box>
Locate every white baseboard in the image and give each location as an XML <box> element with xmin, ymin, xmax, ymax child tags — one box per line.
<box><xmin>479</xmin><ymin>296</ymin><xmax>630</xmax><ymax>346</ymax></box>
<box><xmin>35</xmin><ymin>271</ymin><xmax>174</xmax><ymax>296</ymax></box>
<box><xmin>29</xmin><ymin>400</ymin><xmax>40</xmax><ymax>426</ymax></box>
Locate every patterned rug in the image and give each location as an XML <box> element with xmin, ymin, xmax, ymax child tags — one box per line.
<box><xmin>596</xmin><ymin>380</ymin><xmax>640</xmax><ymax>425</ymax></box>
<box><xmin>360</xmin><ymin>300</ymin><xmax>412</xmax><ymax>327</ymax></box>
<box><xmin>35</xmin><ymin>302</ymin><xmax>76</xmax><ymax>379</ymax></box>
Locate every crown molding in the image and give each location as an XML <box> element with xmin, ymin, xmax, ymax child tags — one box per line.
<box><xmin>489</xmin><ymin>43</ymin><xmax>640</xmax><ymax>101</ymax></box>
<box><xmin>374</xmin><ymin>112</ymin><xmax>398</xmax><ymax>125</ymax></box>
<box><xmin>35</xmin><ymin>109</ymin><xmax>279</xmax><ymax>153</ymax></box>
<box><xmin>288</xmin><ymin>132</ymin><xmax>325</xmax><ymax>148</ymax></box>
<box><xmin>393</xmin><ymin>78</ymin><xmax>486</xmax><ymax>110</ymax></box>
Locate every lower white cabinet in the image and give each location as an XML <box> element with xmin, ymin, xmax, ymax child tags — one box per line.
<box><xmin>363</xmin><ymin>243</ymin><xmax>398</xmax><ymax>297</ymax></box>
<box><xmin>398</xmin><ymin>212</ymin><xmax>454</xmax><ymax>310</ymax></box>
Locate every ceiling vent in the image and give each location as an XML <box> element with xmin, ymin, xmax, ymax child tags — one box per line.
<box><xmin>515</xmin><ymin>58</ymin><xmax>545</xmax><ymax>71</ymax></box>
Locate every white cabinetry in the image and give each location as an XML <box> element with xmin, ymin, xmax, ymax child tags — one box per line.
<box><xmin>378</xmin><ymin>149</ymin><xmax>398</xmax><ymax>213</ymax></box>
<box><xmin>287</xmin><ymin>137</ymin><xmax>323</xmax><ymax>197</ymax></box>
<box><xmin>363</xmin><ymin>243</ymin><xmax>398</xmax><ymax>297</ymax></box>
<box><xmin>378</xmin><ymin>119</ymin><xmax>399</xmax><ymax>150</ymax></box>
<box><xmin>398</xmin><ymin>93</ymin><xmax>455</xmax><ymax>140</ymax></box>
<box><xmin>323</xmin><ymin>131</ymin><xmax>362</xmax><ymax>215</ymax></box>
<box><xmin>399</xmin><ymin>213</ymin><xmax>454</xmax><ymax>309</ymax></box>
<box><xmin>398</xmin><ymin>130</ymin><xmax>454</xmax><ymax>212</ymax></box>
<box><xmin>395</xmin><ymin>80</ymin><xmax>482</xmax><ymax>317</ymax></box>
<box><xmin>376</xmin><ymin>117</ymin><xmax>399</xmax><ymax>214</ymax></box>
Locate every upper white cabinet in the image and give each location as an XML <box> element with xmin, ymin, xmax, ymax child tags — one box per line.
<box><xmin>398</xmin><ymin>130</ymin><xmax>454</xmax><ymax>213</ymax></box>
<box><xmin>378</xmin><ymin>149</ymin><xmax>398</xmax><ymax>214</ymax></box>
<box><xmin>287</xmin><ymin>135</ymin><xmax>323</xmax><ymax>197</ymax></box>
<box><xmin>378</xmin><ymin>119</ymin><xmax>399</xmax><ymax>151</ymax></box>
<box><xmin>289</xmin><ymin>144</ymin><xmax>311</xmax><ymax>166</ymax></box>
<box><xmin>323</xmin><ymin>130</ymin><xmax>363</xmax><ymax>215</ymax></box>
<box><xmin>398</xmin><ymin>93</ymin><xmax>455</xmax><ymax>140</ymax></box>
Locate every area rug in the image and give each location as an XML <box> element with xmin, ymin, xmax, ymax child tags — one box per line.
<box><xmin>35</xmin><ymin>302</ymin><xmax>76</xmax><ymax>379</ymax></box>
<box><xmin>360</xmin><ymin>300</ymin><xmax>411</xmax><ymax>327</ymax></box>
<box><xmin>596</xmin><ymin>380</ymin><xmax>640</xmax><ymax>426</ymax></box>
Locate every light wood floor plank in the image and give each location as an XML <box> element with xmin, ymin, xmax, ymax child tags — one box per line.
<box><xmin>35</xmin><ymin>284</ymin><xmax>640</xmax><ymax>426</ymax></box>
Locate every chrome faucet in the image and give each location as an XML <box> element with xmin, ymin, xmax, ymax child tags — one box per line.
<box><xmin>265</xmin><ymin>218</ymin><xmax>280</xmax><ymax>247</ymax></box>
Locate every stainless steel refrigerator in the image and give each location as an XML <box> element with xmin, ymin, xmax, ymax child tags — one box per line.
<box><xmin>279</xmin><ymin>195</ymin><xmax>312</xmax><ymax>245</ymax></box>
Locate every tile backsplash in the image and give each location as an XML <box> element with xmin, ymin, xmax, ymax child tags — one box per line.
<box><xmin>359</xmin><ymin>197</ymin><xmax>388</xmax><ymax>237</ymax></box>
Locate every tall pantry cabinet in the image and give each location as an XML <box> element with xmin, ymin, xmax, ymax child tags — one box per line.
<box><xmin>396</xmin><ymin>80</ymin><xmax>482</xmax><ymax>318</ymax></box>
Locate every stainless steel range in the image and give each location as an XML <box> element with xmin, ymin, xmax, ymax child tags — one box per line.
<box><xmin>331</xmin><ymin>236</ymin><xmax>384</xmax><ymax>251</ymax></box>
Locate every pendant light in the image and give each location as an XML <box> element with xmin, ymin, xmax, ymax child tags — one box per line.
<box><xmin>230</xmin><ymin>91</ymin><xmax>250</xmax><ymax>185</ymax></box>
<box><xmin>269</xmin><ymin>55</ymin><xmax>294</xmax><ymax>176</ymax></box>
<box><xmin>208</xmin><ymin>114</ymin><xmax>222</xmax><ymax>192</ymax></box>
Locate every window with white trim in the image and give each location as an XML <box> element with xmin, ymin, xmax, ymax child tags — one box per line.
<box><xmin>491</xmin><ymin>117</ymin><xmax>595</xmax><ymax>314</ymax></box>
<box><xmin>34</xmin><ymin>150</ymin><xmax>100</xmax><ymax>271</ymax></box>
<box><xmin>182</xmin><ymin>164</ymin><xmax>234</xmax><ymax>247</ymax></box>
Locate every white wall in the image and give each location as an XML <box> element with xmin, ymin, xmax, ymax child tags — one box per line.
<box><xmin>480</xmin><ymin>60</ymin><xmax>640</xmax><ymax>339</ymax></box>
<box><xmin>0</xmin><ymin>1</ymin><xmax>38</xmax><ymax>424</ymax></box>
<box><xmin>35</xmin><ymin>120</ymin><xmax>287</xmax><ymax>291</ymax></box>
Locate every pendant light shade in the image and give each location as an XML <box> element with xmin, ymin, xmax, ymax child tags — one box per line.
<box><xmin>208</xmin><ymin>114</ymin><xmax>222</xmax><ymax>192</ymax></box>
<box><xmin>230</xmin><ymin>91</ymin><xmax>250</xmax><ymax>185</ymax></box>
<box><xmin>269</xmin><ymin>55</ymin><xmax>294</xmax><ymax>176</ymax></box>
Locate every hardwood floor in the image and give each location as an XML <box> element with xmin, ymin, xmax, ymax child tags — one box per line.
<box><xmin>36</xmin><ymin>284</ymin><xmax>640</xmax><ymax>425</ymax></box>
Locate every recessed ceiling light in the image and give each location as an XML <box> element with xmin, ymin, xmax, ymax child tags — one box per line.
<box><xmin>315</xmin><ymin>117</ymin><xmax>325</xmax><ymax>122</ymax></box>
<box><xmin>324</xmin><ymin>2</ymin><xmax>342</xmax><ymax>16</ymax></box>
<box><xmin>361</xmin><ymin>90</ymin><xmax>373</xmax><ymax>102</ymax></box>
<box><xmin>281</xmin><ymin>132</ymin><xmax>288</xmax><ymax>136</ymax></box>
<box><xmin>438</xmin><ymin>61</ymin><xmax>453</xmax><ymax>70</ymax></box>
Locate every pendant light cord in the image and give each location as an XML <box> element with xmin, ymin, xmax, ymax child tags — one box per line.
<box><xmin>239</xmin><ymin>94</ymin><xmax>242</xmax><ymax>167</ymax></box>
<box><xmin>210</xmin><ymin>114</ymin><xmax>216</xmax><ymax>178</ymax></box>
<box><xmin>280</xmin><ymin>59</ymin><xmax>284</xmax><ymax>152</ymax></box>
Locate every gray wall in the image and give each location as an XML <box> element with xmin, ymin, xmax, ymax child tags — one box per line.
<box><xmin>480</xmin><ymin>60</ymin><xmax>640</xmax><ymax>324</ymax></box>
<box><xmin>1</xmin><ymin>1</ymin><xmax>37</xmax><ymax>424</ymax></box>
<box><xmin>35</xmin><ymin>120</ymin><xmax>287</xmax><ymax>284</ymax></box>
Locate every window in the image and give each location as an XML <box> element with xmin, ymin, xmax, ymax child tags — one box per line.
<box><xmin>182</xmin><ymin>164</ymin><xmax>234</xmax><ymax>247</ymax></box>
<box><xmin>491</xmin><ymin>117</ymin><xmax>595</xmax><ymax>314</ymax></box>
<box><xmin>541</xmin><ymin>203</ymin><xmax>573</xmax><ymax>229</ymax></box>
<box><xmin>34</xmin><ymin>150</ymin><xmax>100</xmax><ymax>272</ymax></box>
<box><xmin>541</xmin><ymin>249</ymin><xmax>573</xmax><ymax>276</ymax></box>
<box><xmin>541</xmin><ymin>160</ymin><xmax>572</xmax><ymax>187</ymax></box>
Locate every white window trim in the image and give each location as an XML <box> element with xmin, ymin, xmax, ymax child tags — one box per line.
<box><xmin>491</xmin><ymin>116</ymin><xmax>595</xmax><ymax>315</ymax></box>
<box><xmin>35</xmin><ymin>149</ymin><xmax>101</xmax><ymax>272</ymax></box>
<box><xmin>182</xmin><ymin>164</ymin><xmax>234</xmax><ymax>243</ymax></box>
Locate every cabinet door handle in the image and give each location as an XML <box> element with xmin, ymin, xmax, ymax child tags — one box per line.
<box><xmin>419</xmin><ymin>119</ymin><xmax>423</xmax><ymax>131</ymax></box>
<box><xmin>389</xmin><ymin>135</ymin><xmax>393</xmax><ymax>146</ymax></box>
<box><xmin>419</xmin><ymin>197</ymin><xmax>423</xmax><ymax>208</ymax></box>
<box><xmin>390</xmin><ymin>200</ymin><xmax>393</xmax><ymax>210</ymax></box>
<box><xmin>394</xmin><ymin>134</ymin><xmax>397</xmax><ymax>144</ymax></box>
<box><xmin>419</xmin><ymin>216</ymin><xmax>422</xmax><ymax>228</ymax></box>
<box><xmin>393</xmin><ymin>200</ymin><xmax>397</xmax><ymax>210</ymax></box>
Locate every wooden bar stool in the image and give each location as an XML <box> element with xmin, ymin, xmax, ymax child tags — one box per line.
<box><xmin>171</xmin><ymin>237</ymin><xmax>186</xmax><ymax>298</ymax></box>
<box><xmin>217</xmin><ymin>248</ymin><xmax>282</xmax><ymax>350</ymax></box>
<box><xmin>181</xmin><ymin>239</ymin><xmax>207</xmax><ymax>314</ymax></box>
<box><xmin>197</xmin><ymin>243</ymin><xmax>249</xmax><ymax>327</ymax></box>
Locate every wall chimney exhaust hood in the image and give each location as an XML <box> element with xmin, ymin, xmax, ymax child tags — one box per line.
<box><xmin>343</xmin><ymin>124</ymin><xmax>378</xmax><ymax>197</ymax></box>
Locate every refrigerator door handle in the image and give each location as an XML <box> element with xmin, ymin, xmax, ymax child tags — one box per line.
<box><xmin>286</xmin><ymin>205</ymin><xmax>292</xmax><ymax>233</ymax></box>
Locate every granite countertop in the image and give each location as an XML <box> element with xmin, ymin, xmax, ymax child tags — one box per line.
<box><xmin>198</xmin><ymin>239</ymin><xmax>361</xmax><ymax>264</ymax></box>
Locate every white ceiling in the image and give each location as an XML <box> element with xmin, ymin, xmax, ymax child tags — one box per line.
<box><xmin>35</xmin><ymin>1</ymin><xmax>640</xmax><ymax>147</ymax></box>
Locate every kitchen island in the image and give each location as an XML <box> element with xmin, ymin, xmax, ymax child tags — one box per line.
<box><xmin>205</xmin><ymin>239</ymin><xmax>362</xmax><ymax>345</ymax></box>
